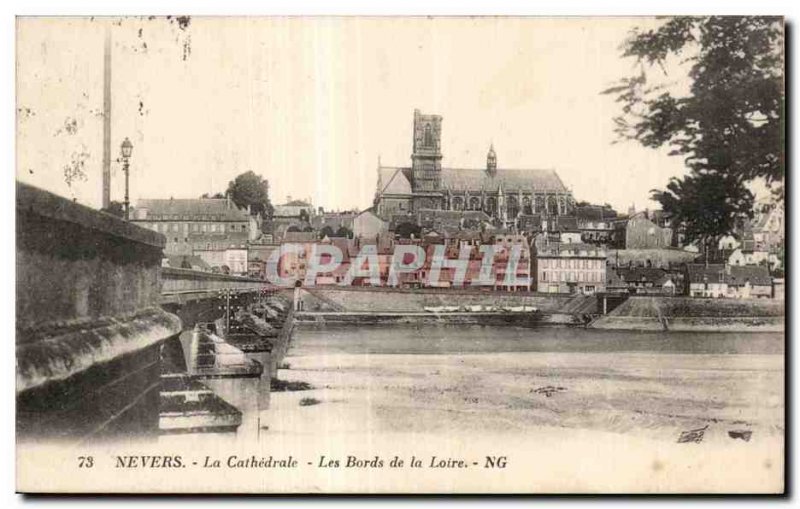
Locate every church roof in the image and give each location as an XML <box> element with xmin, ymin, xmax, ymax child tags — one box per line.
<box><xmin>440</xmin><ymin>168</ymin><xmax>567</xmax><ymax>193</ymax></box>
<box><xmin>377</xmin><ymin>166</ymin><xmax>569</xmax><ymax>195</ymax></box>
<box><xmin>378</xmin><ymin>167</ymin><xmax>413</xmax><ymax>195</ymax></box>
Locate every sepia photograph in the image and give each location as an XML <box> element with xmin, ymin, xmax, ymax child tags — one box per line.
<box><xmin>13</xmin><ymin>14</ymin><xmax>785</xmax><ymax>494</ymax></box>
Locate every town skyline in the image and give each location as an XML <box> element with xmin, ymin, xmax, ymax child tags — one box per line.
<box><xmin>17</xmin><ymin>16</ymin><xmax>701</xmax><ymax>214</ymax></box>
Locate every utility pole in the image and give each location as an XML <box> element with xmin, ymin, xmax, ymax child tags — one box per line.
<box><xmin>102</xmin><ymin>24</ymin><xmax>112</xmax><ymax>210</ymax></box>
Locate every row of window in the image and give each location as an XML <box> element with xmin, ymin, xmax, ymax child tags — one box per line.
<box><xmin>541</xmin><ymin>271</ymin><xmax>603</xmax><ymax>283</ymax></box>
<box><xmin>167</xmin><ymin>236</ymin><xmax>247</xmax><ymax>249</ymax></box>
<box><xmin>147</xmin><ymin>214</ymin><xmax>237</xmax><ymax>221</ymax></box>
<box><xmin>539</xmin><ymin>258</ymin><xmax>603</xmax><ymax>269</ymax></box>
<box><xmin>141</xmin><ymin>222</ymin><xmax>248</xmax><ymax>233</ymax></box>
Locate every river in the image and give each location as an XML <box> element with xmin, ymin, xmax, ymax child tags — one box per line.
<box><xmin>269</xmin><ymin>324</ymin><xmax>783</xmax><ymax>442</ymax></box>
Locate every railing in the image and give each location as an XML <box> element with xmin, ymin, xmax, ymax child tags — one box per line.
<box><xmin>160</xmin><ymin>267</ymin><xmax>274</xmax><ymax>302</ymax></box>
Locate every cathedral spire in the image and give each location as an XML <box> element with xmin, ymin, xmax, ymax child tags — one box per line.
<box><xmin>486</xmin><ymin>143</ymin><xmax>497</xmax><ymax>177</ymax></box>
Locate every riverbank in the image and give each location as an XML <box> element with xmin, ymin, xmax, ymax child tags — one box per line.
<box><xmin>263</xmin><ymin>325</ymin><xmax>784</xmax><ymax>493</ymax></box>
<box><xmin>299</xmin><ymin>288</ymin><xmax>784</xmax><ymax>332</ymax></box>
<box><xmin>294</xmin><ymin>310</ymin><xmax>581</xmax><ymax>327</ymax></box>
<box><xmin>590</xmin><ymin>296</ymin><xmax>785</xmax><ymax>332</ymax></box>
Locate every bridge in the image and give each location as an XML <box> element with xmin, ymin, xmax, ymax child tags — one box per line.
<box><xmin>16</xmin><ymin>182</ymin><xmax>282</xmax><ymax>442</ymax></box>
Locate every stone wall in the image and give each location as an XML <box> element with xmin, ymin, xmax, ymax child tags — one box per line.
<box><xmin>16</xmin><ymin>182</ymin><xmax>182</xmax><ymax>442</ymax></box>
<box><xmin>301</xmin><ymin>287</ymin><xmax>573</xmax><ymax>313</ymax></box>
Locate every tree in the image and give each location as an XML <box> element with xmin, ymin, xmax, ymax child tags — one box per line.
<box><xmin>604</xmin><ymin>17</ymin><xmax>783</xmax><ymax>242</ymax></box>
<box><xmin>319</xmin><ymin>226</ymin><xmax>335</xmax><ymax>239</ymax></box>
<box><xmin>651</xmin><ymin>172</ymin><xmax>753</xmax><ymax>259</ymax></box>
<box><xmin>201</xmin><ymin>192</ymin><xmax>225</xmax><ymax>199</ymax></box>
<box><xmin>395</xmin><ymin>222</ymin><xmax>421</xmax><ymax>239</ymax></box>
<box><xmin>101</xmin><ymin>200</ymin><xmax>125</xmax><ymax>219</ymax></box>
<box><xmin>335</xmin><ymin>226</ymin><xmax>353</xmax><ymax>239</ymax></box>
<box><xmin>605</xmin><ymin>17</ymin><xmax>783</xmax><ymax>185</ymax></box>
<box><xmin>299</xmin><ymin>209</ymin><xmax>310</xmax><ymax>223</ymax></box>
<box><xmin>226</xmin><ymin>171</ymin><xmax>274</xmax><ymax>218</ymax></box>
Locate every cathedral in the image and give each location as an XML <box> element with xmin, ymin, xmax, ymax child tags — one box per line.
<box><xmin>374</xmin><ymin>110</ymin><xmax>575</xmax><ymax>228</ymax></box>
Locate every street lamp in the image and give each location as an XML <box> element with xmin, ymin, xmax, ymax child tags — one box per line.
<box><xmin>120</xmin><ymin>138</ymin><xmax>133</xmax><ymax>220</ymax></box>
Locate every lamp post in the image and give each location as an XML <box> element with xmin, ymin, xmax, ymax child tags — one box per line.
<box><xmin>120</xmin><ymin>137</ymin><xmax>133</xmax><ymax>220</ymax></box>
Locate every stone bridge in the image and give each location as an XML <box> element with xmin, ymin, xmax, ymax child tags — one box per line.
<box><xmin>16</xmin><ymin>183</ymin><xmax>280</xmax><ymax>443</ymax></box>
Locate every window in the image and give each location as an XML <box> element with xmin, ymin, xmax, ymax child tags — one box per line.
<box><xmin>542</xmin><ymin>271</ymin><xmax>547</xmax><ymax>282</ymax></box>
<box><xmin>424</xmin><ymin>124</ymin><xmax>433</xmax><ymax>147</ymax></box>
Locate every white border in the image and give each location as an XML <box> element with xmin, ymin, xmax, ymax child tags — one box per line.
<box><xmin>3</xmin><ymin>1</ymin><xmax>797</xmax><ymax>507</ymax></box>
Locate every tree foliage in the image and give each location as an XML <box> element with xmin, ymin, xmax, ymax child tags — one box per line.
<box><xmin>605</xmin><ymin>16</ymin><xmax>783</xmax><ymax>184</ymax></box>
<box><xmin>604</xmin><ymin>16</ymin><xmax>783</xmax><ymax>243</ymax></box>
<box><xmin>226</xmin><ymin>171</ymin><xmax>274</xmax><ymax>218</ymax></box>
<box><xmin>319</xmin><ymin>225</ymin><xmax>335</xmax><ymax>239</ymax></box>
<box><xmin>652</xmin><ymin>172</ymin><xmax>754</xmax><ymax>247</ymax></box>
<box><xmin>101</xmin><ymin>200</ymin><xmax>126</xmax><ymax>219</ymax></box>
<box><xmin>335</xmin><ymin>226</ymin><xmax>353</xmax><ymax>239</ymax></box>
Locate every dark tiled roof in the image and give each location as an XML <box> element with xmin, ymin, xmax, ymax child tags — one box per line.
<box><xmin>686</xmin><ymin>264</ymin><xmax>727</xmax><ymax>284</ymax></box>
<box><xmin>617</xmin><ymin>267</ymin><xmax>669</xmax><ymax>285</ymax></box>
<box><xmin>728</xmin><ymin>265</ymin><xmax>771</xmax><ymax>286</ymax></box>
<box><xmin>136</xmin><ymin>198</ymin><xmax>250</xmax><ymax>221</ymax></box>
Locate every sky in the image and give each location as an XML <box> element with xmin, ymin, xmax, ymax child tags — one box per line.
<box><xmin>16</xmin><ymin>16</ymin><xmax>693</xmax><ymax>213</ymax></box>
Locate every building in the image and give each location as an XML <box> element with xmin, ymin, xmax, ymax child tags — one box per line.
<box><xmin>131</xmin><ymin>197</ymin><xmax>257</xmax><ymax>274</ymax></box>
<box><xmin>492</xmin><ymin>233</ymin><xmax>532</xmax><ymax>292</ymax></box>
<box><xmin>273</xmin><ymin>197</ymin><xmax>315</xmax><ymax>219</ymax></box>
<box><xmin>533</xmin><ymin>238</ymin><xmax>607</xmax><ymax>294</ymax></box>
<box><xmin>685</xmin><ymin>264</ymin><xmax>728</xmax><ymax>297</ymax></box>
<box><xmin>613</xmin><ymin>267</ymin><xmax>676</xmax><ymax>295</ymax></box>
<box><xmin>374</xmin><ymin>110</ymin><xmax>575</xmax><ymax>227</ymax></box>
<box><xmin>353</xmin><ymin>209</ymin><xmax>389</xmax><ymax>239</ymax></box>
<box><xmin>726</xmin><ymin>265</ymin><xmax>772</xmax><ymax>299</ymax></box>
<box><xmin>312</xmin><ymin>212</ymin><xmax>357</xmax><ymax>236</ymax></box>
<box><xmin>576</xmin><ymin>204</ymin><xmax>617</xmax><ymax>244</ymax></box>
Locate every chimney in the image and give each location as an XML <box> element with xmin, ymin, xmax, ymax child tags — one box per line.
<box><xmin>226</xmin><ymin>192</ymin><xmax>231</xmax><ymax>209</ymax></box>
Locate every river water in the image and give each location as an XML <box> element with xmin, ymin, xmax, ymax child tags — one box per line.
<box><xmin>289</xmin><ymin>324</ymin><xmax>784</xmax><ymax>356</ymax></box>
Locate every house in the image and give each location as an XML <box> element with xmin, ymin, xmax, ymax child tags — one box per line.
<box><xmin>353</xmin><ymin>209</ymin><xmax>389</xmax><ymax>239</ymax></box>
<box><xmin>726</xmin><ymin>265</ymin><xmax>772</xmax><ymax>299</ymax></box>
<box><xmin>191</xmin><ymin>233</ymin><xmax>250</xmax><ymax>275</ymax></box>
<box><xmin>492</xmin><ymin>234</ymin><xmax>532</xmax><ymax>292</ymax></box>
<box><xmin>685</xmin><ymin>264</ymin><xmax>728</xmax><ymax>297</ymax></box>
<box><xmin>273</xmin><ymin>197</ymin><xmax>315</xmax><ymax>219</ymax></box>
<box><xmin>614</xmin><ymin>267</ymin><xmax>672</xmax><ymax>295</ymax></box>
<box><xmin>533</xmin><ymin>239</ymin><xmax>607</xmax><ymax>294</ymax></box>
<box><xmin>131</xmin><ymin>197</ymin><xmax>254</xmax><ymax>256</ymax></box>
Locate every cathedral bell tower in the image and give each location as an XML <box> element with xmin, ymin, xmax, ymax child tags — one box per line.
<box><xmin>486</xmin><ymin>143</ymin><xmax>497</xmax><ymax>177</ymax></box>
<box><xmin>411</xmin><ymin>109</ymin><xmax>443</xmax><ymax>210</ymax></box>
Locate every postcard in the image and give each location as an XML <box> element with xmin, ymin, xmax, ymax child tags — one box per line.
<box><xmin>15</xmin><ymin>15</ymin><xmax>785</xmax><ymax>494</ymax></box>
